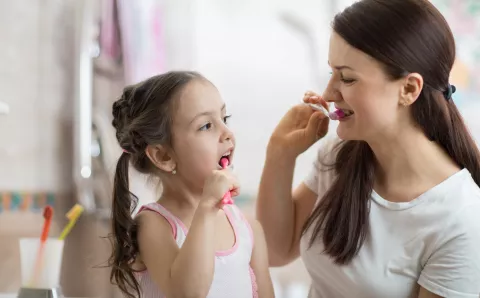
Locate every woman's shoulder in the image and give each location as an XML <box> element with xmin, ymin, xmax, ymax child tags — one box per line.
<box><xmin>445</xmin><ymin>171</ymin><xmax>480</xmax><ymax>233</ymax></box>
<box><xmin>455</xmin><ymin>169</ymin><xmax>480</xmax><ymax>202</ymax></box>
<box><xmin>419</xmin><ymin>190</ymin><xmax>480</xmax><ymax>292</ymax></box>
<box><xmin>427</xmin><ymin>170</ymin><xmax>480</xmax><ymax>251</ymax></box>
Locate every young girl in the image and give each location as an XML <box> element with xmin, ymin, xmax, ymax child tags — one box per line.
<box><xmin>108</xmin><ymin>71</ymin><xmax>274</xmax><ymax>298</ymax></box>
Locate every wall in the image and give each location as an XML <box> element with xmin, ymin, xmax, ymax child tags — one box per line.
<box><xmin>193</xmin><ymin>0</ymin><xmax>348</xmax><ymax>195</ymax></box>
<box><xmin>433</xmin><ymin>0</ymin><xmax>480</xmax><ymax>142</ymax></box>
<box><xmin>0</xmin><ymin>0</ymin><xmax>77</xmax><ymax>194</ymax></box>
<box><xmin>0</xmin><ymin>0</ymin><xmax>356</xmax><ymax>207</ymax></box>
<box><xmin>0</xmin><ymin>2</ymin><xmax>118</xmax><ymax>296</ymax></box>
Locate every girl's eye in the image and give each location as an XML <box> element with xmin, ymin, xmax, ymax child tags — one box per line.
<box><xmin>224</xmin><ymin>115</ymin><xmax>232</xmax><ymax>124</ymax></box>
<box><xmin>199</xmin><ymin>123</ymin><xmax>212</xmax><ymax>131</ymax></box>
<box><xmin>199</xmin><ymin>115</ymin><xmax>232</xmax><ymax>131</ymax></box>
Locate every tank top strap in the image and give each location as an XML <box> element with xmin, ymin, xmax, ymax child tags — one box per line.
<box><xmin>137</xmin><ymin>202</ymin><xmax>187</xmax><ymax>247</ymax></box>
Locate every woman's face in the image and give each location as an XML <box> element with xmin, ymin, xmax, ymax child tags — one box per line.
<box><xmin>324</xmin><ymin>32</ymin><xmax>409</xmax><ymax>142</ymax></box>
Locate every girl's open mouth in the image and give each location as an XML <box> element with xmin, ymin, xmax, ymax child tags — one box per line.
<box><xmin>218</xmin><ymin>150</ymin><xmax>232</xmax><ymax>168</ymax></box>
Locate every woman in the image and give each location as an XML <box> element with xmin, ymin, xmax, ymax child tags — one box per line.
<box><xmin>257</xmin><ymin>0</ymin><xmax>480</xmax><ymax>297</ymax></box>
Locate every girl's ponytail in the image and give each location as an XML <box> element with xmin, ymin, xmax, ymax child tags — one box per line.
<box><xmin>109</xmin><ymin>152</ymin><xmax>140</xmax><ymax>298</ymax></box>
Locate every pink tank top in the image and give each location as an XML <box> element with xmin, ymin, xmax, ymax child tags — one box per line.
<box><xmin>135</xmin><ymin>202</ymin><xmax>259</xmax><ymax>298</ymax></box>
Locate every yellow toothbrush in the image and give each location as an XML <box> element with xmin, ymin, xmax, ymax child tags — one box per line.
<box><xmin>58</xmin><ymin>204</ymin><xmax>84</xmax><ymax>240</ymax></box>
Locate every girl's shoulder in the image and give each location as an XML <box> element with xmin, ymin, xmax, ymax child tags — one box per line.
<box><xmin>135</xmin><ymin>202</ymin><xmax>184</xmax><ymax>241</ymax></box>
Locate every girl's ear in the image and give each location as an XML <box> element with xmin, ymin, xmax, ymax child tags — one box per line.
<box><xmin>145</xmin><ymin>144</ymin><xmax>176</xmax><ymax>173</ymax></box>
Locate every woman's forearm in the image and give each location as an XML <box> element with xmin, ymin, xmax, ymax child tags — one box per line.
<box><xmin>256</xmin><ymin>142</ymin><xmax>297</xmax><ymax>261</ymax></box>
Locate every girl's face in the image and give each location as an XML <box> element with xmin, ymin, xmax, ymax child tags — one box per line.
<box><xmin>325</xmin><ymin>32</ymin><xmax>409</xmax><ymax>142</ymax></box>
<box><xmin>170</xmin><ymin>80</ymin><xmax>235</xmax><ymax>189</ymax></box>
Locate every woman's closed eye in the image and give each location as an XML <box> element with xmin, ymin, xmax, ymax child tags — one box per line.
<box><xmin>329</xmin><ymin>71</ymin><xmax>355</xmax><ymax>84</ymax></box>
<box><xmin>340</xmin><ymin>74</ymin><xmax>356</xmax><ymax>84</ymax></box>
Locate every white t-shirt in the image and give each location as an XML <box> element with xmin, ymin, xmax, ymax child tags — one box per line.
<box><xmin>300</xmin><ymin>138</ymin><xmax>480</xmax><ymax>298</ymax></box>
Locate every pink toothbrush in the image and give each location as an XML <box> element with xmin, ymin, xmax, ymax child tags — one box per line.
<box><xmin>306</xmin><ymin>102</ymin><xmax>345</xmax><ymax>120</ymax></box>
<box><xmin>220</xmin><ymin>157</ymin><xmax>234</xmax><ymax>205</ymax></box>
<box><xmin>328</xmin><ymin>109</ymin><xmax>345</xmax><ymax>120</ymax></box>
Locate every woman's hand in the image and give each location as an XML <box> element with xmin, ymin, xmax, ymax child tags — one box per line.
<box><xmin>269</xmin><ymin>91</ymin><xmax>329</xmax><ymax>158</ymax></box>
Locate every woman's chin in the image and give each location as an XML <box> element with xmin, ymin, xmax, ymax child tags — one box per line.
<box><xmin>336</xmin><ymin>125</ymin><xmax>349</xmax><ymax>140</ymax></box>
<box><xmin>336</xmin><ymin>125</ymin><xmax>359</xmax><ymax>141</ymax></box>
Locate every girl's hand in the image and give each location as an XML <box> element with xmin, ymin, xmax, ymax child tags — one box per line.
<box><xmin>269</xmin><ymin>91</ymin><xmax>329</xmax><ymax>158</ymax></box>
<box><xmin>201</xmin><ymin>169</ymin><xmax>240</xmax><ymax>209</ymax></box>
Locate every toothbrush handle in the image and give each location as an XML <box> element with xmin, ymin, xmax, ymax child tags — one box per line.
<box><xmin>220</xmin><ymin>158</ymin><xmax>234</xmax><ymax>204</ymax></box>
<box><xmin>222</xmin><ymin>191</ymin><xmax>233</xmax><ymax>205</ymax></box>
<box><xmin>307</xmin><ymin>103</ymin><xmax>329</xmax><ymax>117</ymax></box>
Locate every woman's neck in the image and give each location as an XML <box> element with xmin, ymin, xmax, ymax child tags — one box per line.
<box><xmin>368</xmin><ymin>126</ymin><xmax>460</xmax><ymax>202</ymax></box>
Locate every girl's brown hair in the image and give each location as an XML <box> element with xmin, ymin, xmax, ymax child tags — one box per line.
<box><xmin>108</xmin><ymin>71</ymin><xmax>204</xmax><ymax>297</ymax></box>
<box><xmin>303</xmin><ymin>0</ymin><xmax>480</xmax><ymax>264</ymax></box>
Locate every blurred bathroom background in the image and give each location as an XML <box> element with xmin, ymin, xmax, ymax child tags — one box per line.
<box><xmin>0</xmin><ymin>0</ymin><xmax>478</xmax><ymax>297</ymax></box>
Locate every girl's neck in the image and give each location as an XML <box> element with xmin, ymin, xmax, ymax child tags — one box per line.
<box><xmin>159</xmin><ymin>182</ymin><xmax>203</xmax><ymax>210</ymax></box>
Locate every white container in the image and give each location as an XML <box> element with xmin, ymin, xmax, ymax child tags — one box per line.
<box><xmin>19</xmin><ymin>238</ymin><xmax>64</xmax><ymax>289</ymax></box>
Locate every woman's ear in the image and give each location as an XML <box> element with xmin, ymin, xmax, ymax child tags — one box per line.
<box><xmin>399</xmin><ymin>73</ymin><xmax>423</xmax><ymax>106</ymax></box>
<box><xmin>145</xmin><ymin>144</ymin><xmax>176</xmax><ymax>173</ymax></box>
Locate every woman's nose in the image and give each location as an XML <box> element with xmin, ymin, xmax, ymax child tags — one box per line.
<box><xmin>322</xmin><ymin>83</ymin><xmax>342</xmax><ymax>103</ymax></box>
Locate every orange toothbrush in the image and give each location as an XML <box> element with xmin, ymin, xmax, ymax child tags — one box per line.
<box><xmin>29</xmin><ymin>205</ymin><xmax>53</xmax><ymax>286</ymax></box>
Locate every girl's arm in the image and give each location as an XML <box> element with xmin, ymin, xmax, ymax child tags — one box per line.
<box><xmin>137</xmin><ymin>203</ymin><xmax>218</xmax><ymax>298</ymax></box>
<box><xmin>137</xmin><ymin>169</ymin><xmax>239</xmax><ymax>298</ymax></box>
<box><xmin>248</xmin><ymin>218</ymin><xmax>275</xmax><ymax>298</ymax></box>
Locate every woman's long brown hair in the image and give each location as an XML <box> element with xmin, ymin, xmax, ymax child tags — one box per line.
<box><xmin>303</xmin><ymin>0</ymin><xmax>480</xmax><ymax>265</ymax></box>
